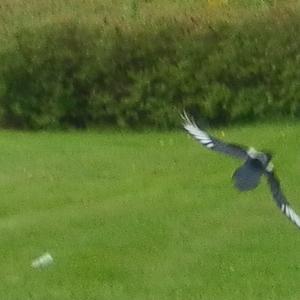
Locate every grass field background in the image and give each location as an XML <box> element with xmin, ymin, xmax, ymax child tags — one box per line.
<box><xmin>0</xmin><ymin>0</ymin><xmax>297</xmax><ymax>47</ymax></box>
<box><xmin>1</xmin><ymin>123</ymin><xmax>300</xmax><ymax>299</ymax></box>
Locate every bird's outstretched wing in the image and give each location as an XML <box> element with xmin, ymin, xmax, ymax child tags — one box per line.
<box><xmin>182</xmin><ymin>112</ymin><xmax>248</xmax><ymax>160</ymax></box>
<box><xmin>266</xmin><ymin>171</ymin><xmax>300</xmax><ymax>229</ymax></box>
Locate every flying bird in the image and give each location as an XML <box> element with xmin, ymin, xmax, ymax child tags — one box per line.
<box><xmin>182</xmin><ymin>111</ymin><xmax>300</xmax><ymax>230</ymax></box>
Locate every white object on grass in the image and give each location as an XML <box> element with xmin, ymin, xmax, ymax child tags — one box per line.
<box><xmin>31</xmin><ymin>252</ymin><xmax>54</xmax><ymax>268</ymax></box>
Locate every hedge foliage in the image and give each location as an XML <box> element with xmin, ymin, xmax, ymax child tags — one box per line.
<box><xmin>0</xmin><ymin>5</ymin><xmax>300</xmax><ymax>129</ymax></box>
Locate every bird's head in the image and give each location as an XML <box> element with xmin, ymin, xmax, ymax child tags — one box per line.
<box><xmin>247</xmin><ymin>147</ymin><xmax>273</xmax><ymax>169</ymax></box>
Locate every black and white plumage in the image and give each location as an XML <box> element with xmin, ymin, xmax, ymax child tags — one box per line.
<box><xmin>182</xmin><ymin>112</ymin><xmax>300</xmax><ymax>230</ymax></box>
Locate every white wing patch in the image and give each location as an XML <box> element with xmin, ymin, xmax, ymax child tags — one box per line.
<box><xmin>281</xmin><ymin>204</ymin><xmax>300</xmax><ymax>228</ymax></box>
<box><xmin>182</xmin><ymin>112</ymin><xmax>214</xmax><ymax>148</ymax></box>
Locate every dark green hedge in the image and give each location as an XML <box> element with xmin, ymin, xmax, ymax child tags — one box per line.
<box><xmin>0</xmin><ymin>9</ymin><xmax>300</xmax><ymax>129</ymax></box>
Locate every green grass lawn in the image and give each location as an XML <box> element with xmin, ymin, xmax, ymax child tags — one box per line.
<box><xmin>1</xmin><ymin>123</ymin><xmax>300</xmax><ymax>299</ymax></box>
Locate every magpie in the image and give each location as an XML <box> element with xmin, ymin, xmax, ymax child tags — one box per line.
<box><xmin>182</xmin><ymin>111</ymin><xmax>300</xmax><ymax>230</ymax></box>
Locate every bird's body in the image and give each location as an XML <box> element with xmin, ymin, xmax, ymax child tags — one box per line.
<box><xmin>233</xmin><ymin>148</ymin><xmax>273</xmax><ymax>191</ymax></box>
<box><xmin>182</xmin><ymin>112</ymin><xmax>300</xmax><ymax>230</ymax></box>
<box><xmin>233</xmin><ymin>158</ymin><xmax>265</xmax><ymax>191</ymax></box>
